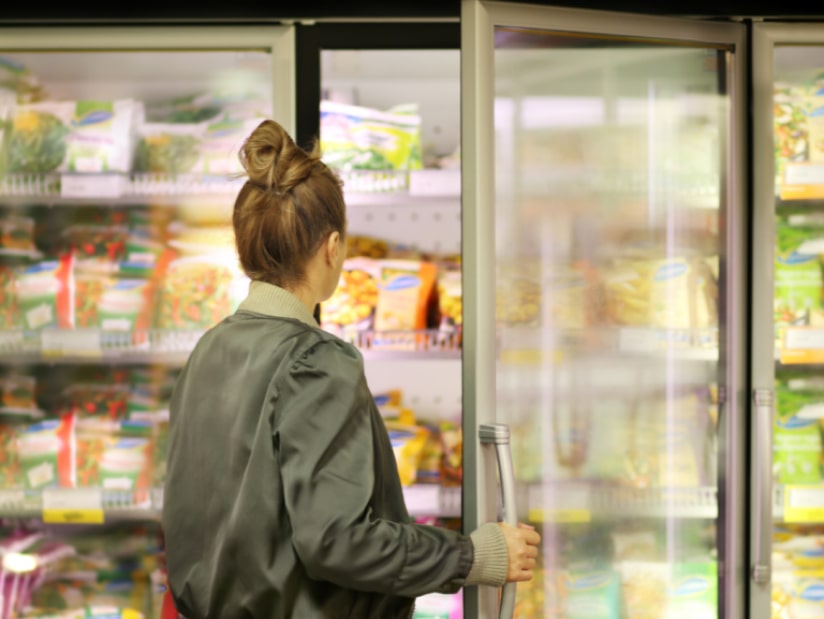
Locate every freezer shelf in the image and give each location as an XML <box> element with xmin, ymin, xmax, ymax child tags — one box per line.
<box><xmin>0</xmin><ymin>487</ymin><xmax>162</xmax><ymax>522</ymax></box>
<box><xmin>0</xmin><ymin>485</ymin><xmax>460</xmax><ymax>521</ymax></box>
<box><xmin>0</xmin><ymin>172</ymin><xmax>243</xmax><ymax>206</ymax></box>
<box><xmin>523</xmin><ymin>482</ymin><xmax>718</xmax><ymax>523</ymax></box>
<box><xmin>498</xmin><ymin>326</ymin><xmax>719</xmax><ymax>363</ymax></box>
<box><xmin>0</xmin><ymin>328</ymin><xmax>462</xmax><ymax>364</ymax></box>
<box><xmin>774</xmin><ymin>484</ymin><xmax>824</xmax><ymax>523</ymax></box>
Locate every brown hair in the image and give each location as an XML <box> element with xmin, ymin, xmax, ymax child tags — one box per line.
<box><xmin>233</xmin><ymin>119</ymin><xmax>346</xmax><ymax>287</ymax></box>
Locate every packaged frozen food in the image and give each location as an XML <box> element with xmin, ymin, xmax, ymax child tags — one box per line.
<box><xmin>775</xmin><ymin>219</ymin><xmax>824</xmax><ymax>344</ymax></box>
<box><xmin>15</xmin><ymin>254</ymin><xmax>75</xmax><ymax>330</ymax></box>
<box><xmin>0</xmin><ymin>264</ymin><xmax>19</xmax><ymax>329</ymax></box>
<box><xmin>74</xmin><ymin>273</ymin><xmax>111</xmax><ymax>328</ymax></box>
<box><xmin>133</xmin><ymin>122</ymin><xmax>203</xmax><ymax>174</ymax></box>
<box><xmin>0</xmin><ymin>214</ymin><xmax>39</xmax><ymax>258</ymax></box>
<box><xmin>99</xmin><ymin>435</ymin><xmax>153</xmax><ymax>491</ymax></box>
<box><xmin>436</xmin><ymin>263</ymin><xmax>462</xmax><ymax>329</ymax></box>
<box><xmin>374</xmin><ymin>259</ymin><xmax>438</xmax><ymax>332</ymax></box>
<box><xmin>5</xmin><ymin>104</ymin><xmax>70</xmax><ymax>173</ymax></box>
<box><xmin>320</xmin><ymin>99</ymin><xmax>423</xmax><ymax>188</ymax></box>
<box><xmin>0</xmin><ymin>374</ymin><xmax>40</xmax><ymax>416</ymax></box>
<box><xmin>16</xmin><ymin>414</ymin><xmax>76</xmax><ymax>489</ymax></box>
<box><xmin>321</xmin><ymin>257</ymin><xmax>381</xmax><ymax>333</ymax></box>
<box><xmin>64</xmin><ymin>99</ymin><xmax>142</xmax><ymax>173</ymax></box>
<box><xmin>439</xmin><ymin>421</ymin><xmax>462</xmax><ymax>486</ymax></box>
<box><xmin>0</xmin><ymin>423</ymin><xmax>22</xmax><ymax>488</ymax></box>
<box><xmin>561</xmin><ymin>569</ymin><xmax>622</xmax><ymax>619</ymax></box>
<box><xmin>156</xmin><ymin>254</ymin><xmax>244</xmax><ymax>330</ymax></box>
<box><xmin>346</xmin><ymin>234</ymin><xmax>390</xmax><ymax>259</ymax></box>
<box><xmin>199</xmin><ymin>116</ymin><xmax>267</xmax><ymax>175</ymax></box>
<box><xmin>61</xmin><ymin>225</ymin><xmax>129</xmax><ymax>273</ymax></box>
<box><xmin>496</xmin><ymin>264</ymin><xmax>541</xmax><ymax>326</ymax></box>
<box><xmin>775</xmin><ymin>82</ymin><xmax>812</xmax><ymax>175</ymax></box>
<box><xmin>97</xmin><ymin>278</ymin><xmax>156</xmax><ymax>333</ymax></box>
<box><xmin>384</xmin><ymin>420</ymin><xmax>430</xmax><ymax>487</ymax></box>
<box><xmin>6</xmin><ymin>99</ymin><xmax>140</xmax><ymax>174</ymax></box>
<box><xmin>775</xmin><ymin>380</ymin><xmax>824</xmax><ymax>484</ymax></box>
<box><xmin>604</xmin><ymin>256</ymin><xmax>718</xmax><ymax>331</ymax></box>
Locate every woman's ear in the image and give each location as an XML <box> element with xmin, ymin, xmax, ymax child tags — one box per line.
<box><xmin>325</xmin><ymin>231</ymin><xmax>341</xmax><ymax>266</ymax></box>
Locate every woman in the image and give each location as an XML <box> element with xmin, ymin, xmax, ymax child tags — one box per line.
<box><xmin>162</xmin><ymin>119</ymin><xmax>540</xmax><ymax>618</ymax></box>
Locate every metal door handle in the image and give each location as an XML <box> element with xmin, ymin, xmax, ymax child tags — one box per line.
<box><xmin>752</xmin><ymin>389</ymin><xmax>773</xmax><ymax>586</ymax></box>
<box><xmin>480</xmin><ymin>423</ymin><xmax>517</xmax><ymax>619</ymax></box>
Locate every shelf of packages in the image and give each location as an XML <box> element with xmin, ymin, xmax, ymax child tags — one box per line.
<box><xmin>0</xmin><ymin>487</ymin><xmax>163</xmax><ymax>523</ymax></box>
<box><xmin>497</xmin><ymin>326</ymin><xmax>719</xmax><ymax>364</ymax></box>
<box><xmin>0</xmin><ymin>173</ymin><xmax>245</xmax><ymax>207</ymax></box>
<box><xmin>516</xmin><ymin>167</ymin><xmax>721</xmax><ymax>210</ymax></box>
<box><xmin>0</xmin><ymin>169</ymin><xmax>461</xmax><ymax>207</ymax></box>
<box><xmin>773</xmin><ymin>484</ymin><xmax>824</xmax><ymax>523</ymax></box>
<box><xmin>0</xmin><ymin>485</ymin><xmax>460</xmax><ymax>522</ymax></box>
<box><xmin>776</xmin><ymin>327</ymin><xmax>824</xmax><ymax>365</ymax></box>
<box><xmin>0</xmin><ymin>328</ymin><xmax>463</xmax><ymax>365</ymax></box>
<box><xmin>521</xmin><ymin>482</ymin><xmax>718</xmax><ymax>523</ymax></box>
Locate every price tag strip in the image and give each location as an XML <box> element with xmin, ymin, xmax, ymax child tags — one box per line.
<box><xmin>60</xmin><ymin>173</ymin><xmax>126</xmax><ymax>199</ymax></box>
<box><xmin>780</xmin><ymin>328</ymin><xmax>824</xmax><ymax>364</ymax></box>
<box><xmin>41</xmin><ymin>328</ymin><xmax>102</xmax><ymax>359</ymax></box>
<box><xmin>42</xmin><ymin>487</ymin><xmax>104</xmax><ymax>524</ymax></box>
<box><xmin>784</xmin><ymin>485</ymin><xmax>824</xmax><ymax>523</ymax></box>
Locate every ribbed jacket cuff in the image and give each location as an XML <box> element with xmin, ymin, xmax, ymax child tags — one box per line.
<box><xmin>465</xmin><ymin>523</ymin><xmax>508</xmax><ymax>587</ymax></box>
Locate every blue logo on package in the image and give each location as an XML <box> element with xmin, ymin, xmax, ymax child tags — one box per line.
<box><xmin>384</xmin><ymin>275</ymin><xmax>421</xmax><ymax>291</ymax></box>
<box><xmin>797</xmin><ymin>582</ymin><xmax>824</xmax><ymax>601</ymax></box>
<box><xmin>672</xmin><ymin>576</ymin><xmax>711</xmax><ymax>598</ymax></box>
<box><xmin>73</xmin><ymin>109</ymin><xmax>114</xmax><ymax>127</ymax></box>
<box><xmin>566</xmin><ymin>571</ymin><xmax>613</xmax><ymax>590</ymax></box>
<box><xmin>778</xmin><ymin>251</ymin><xmax>818</xmax><ymax>266</ymax></box>
<box><xmin>654</xmin><ymin>261</ymin><xmax>688</xmax><ymax>281</ymax></box>
<box><xmin>777</xmin><ymin>415</ymin><xmax>818</xmax><ymax>430</ymax></box>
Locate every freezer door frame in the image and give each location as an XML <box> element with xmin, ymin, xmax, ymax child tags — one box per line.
<box><xmin>751</xmin><ymin>21</ymin><xmax>824</xmax><ymax>619</ymax></box>
<box><xmin>460</xmin><ymin>1</ymin><xmax>748</xmax><ymax>617</ymax></box>
<box><xmin>0</xmin><ymin>25</ymin><xmax>295</xmax><ymax>135</ymax></box>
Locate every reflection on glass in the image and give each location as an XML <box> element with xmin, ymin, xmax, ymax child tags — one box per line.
<box><xmin>493</xmin><ymin>27</ymin><xmax>726</xmax><ymax>617</ymax></box>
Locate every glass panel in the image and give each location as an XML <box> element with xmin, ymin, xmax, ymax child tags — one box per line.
<box><xmin>772</xmin><ymin>44</ymin><xmax>824</xmax><ymax>619</ymax></box>
<box><xmin>493</xmin><ymin>28</ymin><xmax>726</xmax><ymax>618</ymax></box>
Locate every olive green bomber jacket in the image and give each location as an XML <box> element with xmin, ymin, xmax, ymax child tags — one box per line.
<box><xmin>162</xmin><ymin>281</ymin><xmax>507</xmax><ymax>619</ymax></box>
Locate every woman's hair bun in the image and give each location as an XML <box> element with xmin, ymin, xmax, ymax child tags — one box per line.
<box><xmin>239</xmin><ymin>119</ymin><xmax>319</xmax><ymax>195</ymax></box>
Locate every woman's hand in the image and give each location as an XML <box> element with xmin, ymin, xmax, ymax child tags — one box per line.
<box><xmin>498</xmin><ymin>522</ymin><xmax>540</xmax><ymax>582</ymax></box>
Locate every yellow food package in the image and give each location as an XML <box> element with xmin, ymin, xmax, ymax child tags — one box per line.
<box><xmin>385</xmin><ymin>421</ymin><xmax>430</xmax><ymax>486</ymax></box>
<box><xmin>603</xmin><ymin>256</ymin><xmax>718</xmax><ymax>331</ymax></box>
<box><xmin>321</xmin><ymin>257</ymin><xmax>381</xmax><ymax>333</ymax></box>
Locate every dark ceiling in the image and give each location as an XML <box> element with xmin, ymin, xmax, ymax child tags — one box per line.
<box><xmin>1</xmin><ymin>0</ymin><xmax>824</xmax><ymax>24</ymax></box>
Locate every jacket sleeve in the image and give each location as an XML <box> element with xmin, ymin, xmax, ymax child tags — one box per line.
<box><xmin>275</xmin><ymin>338</ymin><xmax>475</xmax><ymax>597</ymax></box>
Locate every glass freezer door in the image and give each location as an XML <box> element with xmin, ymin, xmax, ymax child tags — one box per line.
<box><xmin>460</xmin><ymin>2</ymin><xmax>746</xmax><ymax>618</ymax></box>
<box><xmin>752</xmin><ymin>23</ymin><xmax>824</xmax><ymax>619</ymax></box>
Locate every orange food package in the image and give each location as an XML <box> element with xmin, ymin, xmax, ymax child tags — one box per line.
<box><xmin>374</xmin><ymin>259</ymin><xmax>438</xmax><ymax>332</ymax></box>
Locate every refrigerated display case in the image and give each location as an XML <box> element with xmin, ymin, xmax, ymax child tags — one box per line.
<box><xmin>753</xmin><ymin>23</ymin><xmax>824</xmax><ymax>619</ymax></box>
<box><xmin>0</xmin><ymin>25</ymin><xmax>293</xmax><ymax>618</ymax></box>
<box><xmin>461</xmin><ymin>3</ymin><xmax>747</xmax><ymax>618</ymax></box>
<box><xmin>11</xmin><ymin>4</ymin><xmax>824</xmax><ymax>618</ymax></box>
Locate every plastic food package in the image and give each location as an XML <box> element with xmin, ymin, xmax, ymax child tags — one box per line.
<box><xmin>320</xmin><ymin>100</ymin><xmax>423</xmax><ymax>174</ymax></box>
<box><xmin>15</xmin><ymin>254</ymin><xmax>75</xmax><ymax>330</ymax></box>
<box><xmin>0</xmin><ymin>264</ymin><xmax>20</xmax><ymax>329</ymax></box>
<box><xmin>16</xmin><ymin>413</ymin><xmax>76</xmax><ymax>489</ymax></box>
<box><xmin>321</xmin><ymin>257</ymin><xmax>381</xmax><ymax>334</ymax></box>
<box><xmin>157</xmin><ymin>254</ymin><xmax>246</xmax><ymax>330</ymax></box>
<box><xmin>5</xmin><ymin>99</ymin><xmax>141</xmax><ymax>174</ymax></box>
<box><xmin>373</xmin><ymin>259</ymin><xmax>438</xmax><ymax>332</ymax></box>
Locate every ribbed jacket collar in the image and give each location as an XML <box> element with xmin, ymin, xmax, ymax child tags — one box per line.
<box><xmin>237</xmin><ymin>280</ymin><xmax>318</xmax><ymax>328</ymax></box>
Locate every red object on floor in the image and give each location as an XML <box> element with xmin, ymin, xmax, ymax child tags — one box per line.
<box><xmin>161</xmin><ymin>590</ymin><xmax>181</xmax><ymax>619</ymax></box>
